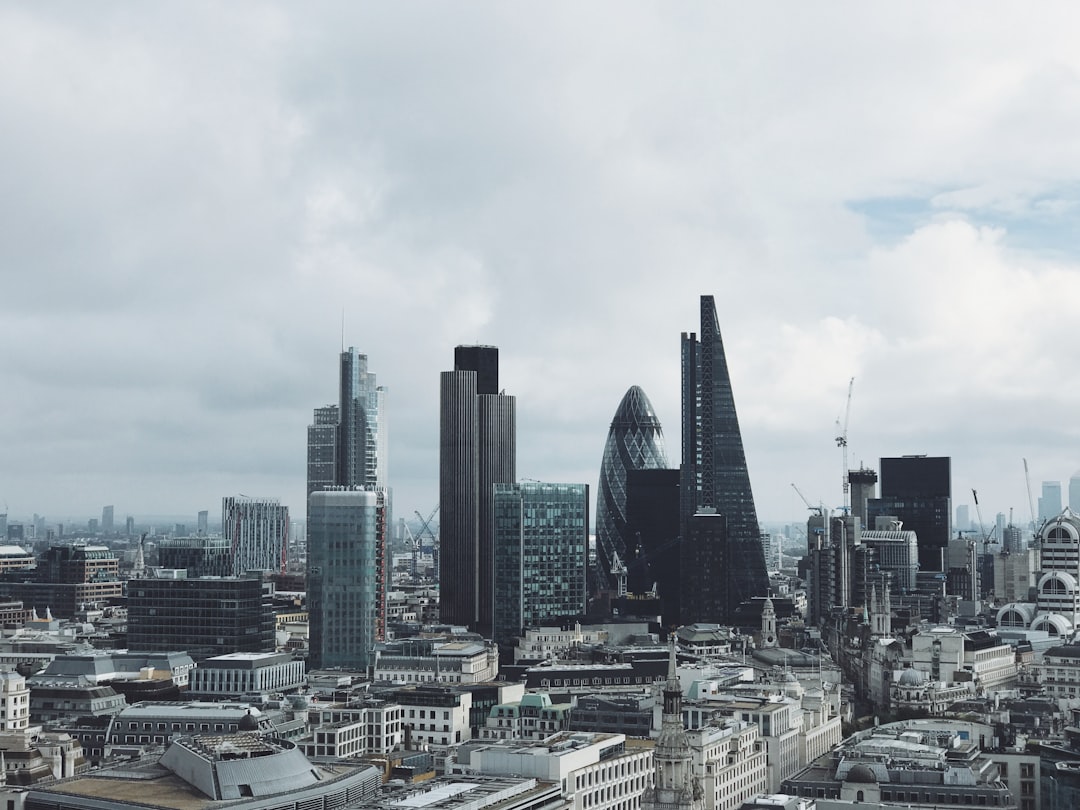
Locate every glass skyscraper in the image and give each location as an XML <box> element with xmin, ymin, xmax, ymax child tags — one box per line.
<box><xmin>492</xmin><ymin>482</ymin><xmax>588</xmax><ymax>646</ymax></box>
<box><xmin>307</xmin><ymin>487</ymin><xmax>388</xmax><ymax>669</ymax></box>
<box><xmin>305</xmin><ymin>348</ymin><xmax>387</xmax><ymax>508</ymax></box>
<box><xmin>595</xmin><ymin>386</ymin><xmax>669</xmax><ymax>593</ymax></box>
<box><xmin>439</xmin><ymin>345</ymin><xmax>516</xmax><ymax>635</ymax></box>
<box><xmin>680</xmin><ymin>295</ymin><xmax>768</xmax><ymax>622</ymax></box>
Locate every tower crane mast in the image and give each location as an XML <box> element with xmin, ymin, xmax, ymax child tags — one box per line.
<box><xmin>835</xmin><ymin>377</ymin><xmax>854</xmax><ymax>513</ymax></box>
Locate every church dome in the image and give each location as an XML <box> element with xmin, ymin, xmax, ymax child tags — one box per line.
<box><xmin>845</xmin><ymin>764</ymin><xmax>878</xmax><ymax>783</ymax></box>
<box><xmin>897</xmin><ymin>667</ymin><xmax>929</xmax><ymax>686</ymax></box>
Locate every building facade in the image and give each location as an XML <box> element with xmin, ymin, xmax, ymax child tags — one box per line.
<box><xmin>440</xmin><ymin>345</ymin><xmax>516</xmax><ymax>635</ymax></box>
<box><xmin>595</xmin><ymin>386</ymin><xmax>670</xmax><ymax>595</ymax></box>
<box><xmin>868</xmin><ymin>455</ymin><xmax>952</xmax><ymax>572</ymax></box>
<box><xmin>680</xmin><ymin>295</ymin><xmax>768</xmax><ymax>623</ymax></box>
<box><xmin>307</xmin><ymin>487</ymin><xmax>389</xmax><ymax>669</ymax></box>
<box><xmin>222</xmin><ymin>496</ymin><xmax>289</xmax><ymax>575</ymax></box>
<box><xmin>493</xmin><ymin>482</ymin><xmax>589</xmax><ymax>645</ymax></box>
<box><xmin>126</xmin><ymin>572</ymin><xmax>275</xmax><ymax>660</ymax></box>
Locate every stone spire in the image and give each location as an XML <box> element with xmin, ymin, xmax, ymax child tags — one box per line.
<box><xmin>761</xmin><ymin>596</ymin><xmax>777</xmax><ymax>648</ymax></box>
<box><xmin>641</xmin><ymin>634</ymin><xmax>704</xmax><ymax>810</ymax></box>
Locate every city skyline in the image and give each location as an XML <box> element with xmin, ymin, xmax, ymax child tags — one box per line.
<box><xmin>4</xmin><ymin>5</ymin><xmax>1080</xmax><ymax>527</ymax></box>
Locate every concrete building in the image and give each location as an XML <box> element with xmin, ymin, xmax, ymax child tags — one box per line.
<box><xmin>910</xmin><ymin>627</ymin><xmax>1017</xmax><ymax>693</ymax></box>
<box><xmin>451</xmin><ymin>731</ymin><xmax>653</xmax><ymax>810</ymax></box>
<box><xmin>188</xmin><ymin>652</ymin><xmax>305</xmax><ymax>700</ymax></box>
<box><xmin>374</xmin><ymin>637</ymin><xmax>498</xmax><ymax>685</ymax></box>
<box><xmin>301</xmin><ymin>697</ymin><xmax>405</xmax><ymax>757</ymax></box>
<box><xmin>25</xmin><ymin>732</ymin><xmax>381</xmax><ymax>810</ymax></box>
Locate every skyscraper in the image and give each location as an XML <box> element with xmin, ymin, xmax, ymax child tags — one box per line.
<box><xmin>595</xmin><ymin>386</ymin><xmax>669</xmax><ymax>593</ymax></box>
<box><xmin>439</xmin><ymin>345</ymin><xmax>516</xmax><ymax>635</ymax></box>
<box><xmin>307</xmin><ymin>487</ymin><xmax>389</xmax><ymax>669</ymax></box>
<box><xmin>679</xmin><ymin>295</ymin><xmax>768</xmax><ymax>622</ymax></box>
<box><xmin>101</xmin><ymin>506</ymin><xmax>114</xmax><ymax>535</ymax></box>
<box><xmin>306</xmin><ymin>348</ymin><xmax>387</xmax><ymax>506</ymax></box>
<box><xmin>222</xmin><ymin>496</ymin><xmax>290</xmax><ymax>575</ymax></box>
<box><xmin>492</xmin><ymin>482</ymin><xmax>588</xmax><ymax>645</ymax></box>
<box><xmin>1071</xmin><ymin>472</ymin><xmax>1080</xmax><ymax>513</ymax></box>
<box><xmin>867</xmin><ymin>456</ymin><xmax>951</xmax><ymax>572</ymax></box>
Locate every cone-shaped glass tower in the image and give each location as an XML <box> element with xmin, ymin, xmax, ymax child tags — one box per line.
<box><xmin>595</xmin><ymin>386</ymin><xmax>669</xmax><ymax>593</ymax></box>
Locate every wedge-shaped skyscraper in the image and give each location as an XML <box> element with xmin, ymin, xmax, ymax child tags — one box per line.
<box><xmin>680</xmin><ymin>295</ymin><xmax>768</xmax><ymax>622</ymax></box>
<box><xmin>595</xmin><ymin>386</ymin><xmax>669</xmax><ymax>593</ymax></box>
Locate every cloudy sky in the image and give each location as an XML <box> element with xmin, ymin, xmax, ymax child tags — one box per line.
<box><xmin>3</xmin><ymin>2</ymin><xmax>1080</xmax><ymax>531</ymax></box>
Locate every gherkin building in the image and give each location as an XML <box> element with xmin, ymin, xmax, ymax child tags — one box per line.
<box><xmin>595</xmin><ymin>386</ymin><xmax>669</xmax><ymax>593</ymax></box>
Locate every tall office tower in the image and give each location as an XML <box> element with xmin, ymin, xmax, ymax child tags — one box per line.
<box><xmin>0</xmin><ymin>514</ymin><xmax>6</xmax><ymax>540</ymax></box>
<box><xmin>1039</xmin><ymin>481</ymin><xmax>1063</xmax><ymax>523</ymax></box>
<box><xmin>125</xmin><ymin>516</ymin><xmax>134</xmax><ymax>537</ymax></box>
<box><xmin>222</xmin><ymin>497</ymin><xmax>290</xmax><ymax>575</ymax></box>
<box><xmin>197</xmin><ymin>510</ymin><xmax>209</xmax><ymax>536</ymax></box>
<box><xmin>338</xmin><ymin>347</ymin><xmax>388</xmax><ymax>489</ymax></box>
<box><xmin>492</xmin><ymin>482</ymin><xmax>588</xmax><ymax>646</ymax></box>
<box><xmin>867</xmin><ymin>456</ymin><xmax>951</xmax><ymax>572</ymax></box>
<box><xmin>679</xmin><ymin>295</ymin><xmax>768</xmax><ymax>621</ymax></box>
<box><xmin>1071</xmin><ymin>472</ymin><xmax>1080</xmax><ymax>512</ymax></box>
<box><xmin>847</xmin><ymin>468</ymin><xmax>877</xmax><ymax>526</ymax></box>
<box><xmin>804</xmin><ymin>512</ymin><xmax>867</xmax><ymax>625</ymax></box>
<box><xmin>995</xmin><ymin>513</ymin><xmax>1007</xmax><ymax>546</ymax></box>
<box><xmin>956</xmin><ymin>504</ymin><xmax>970</xmax><ymax>534</ymax></box>
<box><xmin>307</xmin><ymin>488</ymin><xmax>388</xmax><ymax>669</ymax></box>
<box><xmin>626</xmin><ymin>468</ymin><xmax>681</xmax><ymax>623</ymax></box>
<box><xmin>439</xmin><ymin>345</ymin><xmax>516</xmax><ymax>635</ymax></box>
<box><xmin>306</xmin><ymin>348</ymin><xmax>387</xmax><ymax>509</ymax></box>
<box><xmin>101</xmin><ymin>506</ymin><xmax>114</xmax><ymax>535</ymax></box>
<box><xmin>595</xmin><ymin>386</ymin><xmax>669</xmax><ymax>593</ymax></box>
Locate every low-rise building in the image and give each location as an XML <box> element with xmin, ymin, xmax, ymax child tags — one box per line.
<box><xmin>374</xmin><ymin>637</ymin><xmax>499</xmax><ymax>685</ymax></box>
<box><xmin>188</xmin><ymin>651</ymin><xmax>305</xmax><ymax>699</ymax></box>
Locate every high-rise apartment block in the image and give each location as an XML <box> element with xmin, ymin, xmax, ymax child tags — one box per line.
<box><xmin>197</xmin><ymin>510</ymin><xmax>209</xmax><ymax>536</ymax></box>
<box><xmin>492</xmin><ymin>482</ymin><xmax>588</xmax><ymax>646</ymax></box>
<box><xmin>306</xmin><ymin>347</ymin><xmax>387</xmax><ymax>503</ymax></box>
<box><xmin>440</xmin><ymin>345</ymin><xmax>516</xmax><ymax>635</ymax></box>
<box><xmin>307</xmin><ymin>488</ymin><xmax>389</xmax><ymax>669</ymax></box>
<box><xmin>222</xmin><ymin>496</ymin><xmax>289</xmax><ymax>575</ymax></box>
<box><xmin>679</xmin><ymin>295</ymin><xmax>768</xmax><ymax>622</ymax></box>
<box><xmin>595</xmin><ymin>386</ymin><xmax>669</xmax><ymax>595</ymax></box>
<box><xmin>867</xmin><ymin>456</ymin><xmax>952</xmax><ymax>572</ymax></box>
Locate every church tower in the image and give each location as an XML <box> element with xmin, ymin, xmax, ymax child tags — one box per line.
<box><xmin>641</xmin><ymin>635</ymin><xmax>704</xmax><ymax>810</ymax></box>
<box><xmin>760</xmin><ymin>596</ymin><xmax>777</xmax><ymax>648</ymax></box>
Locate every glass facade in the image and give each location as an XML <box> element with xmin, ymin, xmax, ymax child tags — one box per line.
<box><xmin>595</xmin><ymin>386</ymin><xmax>669</xmax><ymax>593</ymax></box>
<box><xmin>680</xmin><ymin>295</ymin><xmax>768</xmax><ymax>622</ymax></box>
<box><xmin>492</xmin><ymin>482</ymin><xmax>588</xmax><ymax>645</ymax></box>
<box><xmin>308</xmin><ymin>488</ymin><xmax>388</xmax><ymax>669</ymax></box>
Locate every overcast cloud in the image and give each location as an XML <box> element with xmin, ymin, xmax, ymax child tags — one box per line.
<box><xmin>3</xmin><ymin>2</ymin><xmax>1080</xmax><ymax>530</ymax></box>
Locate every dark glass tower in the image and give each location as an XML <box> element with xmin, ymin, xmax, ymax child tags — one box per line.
<box><xmin>595</xmin><ymin>386</ymin><xmax>669</xmax><ymax>593</ymax></box>
<box><xmin>868</xmin><ymin>455</ymin><xmax>951</xmax><ymax>572</ymax></box>
<box><xmin>679</xmin><ymin>295</ymin><xmax>768</xmax><ymax>622</ymax></box>
<box><xmin>439</xmin><ymin>345</ymin><xmax>516</xmax><ymax>635</ymax></box>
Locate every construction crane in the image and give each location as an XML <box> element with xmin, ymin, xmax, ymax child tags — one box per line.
<box><xmin>791</xmin><ymin>483</ymin><xmax>823</xmax><ymax>516</ymax></box>
<box><xmin>414</xmin><ymin>505</ymin><xmax>439</xmax><ymax>547</ymax></box>
<box><xmin>835</xmin><ymin>377</ymin><xmax>854</xmax><ymax>513</ymax></box>
<box><xmin>971</xmin><ymin>489</ymin><xmax>996</xmax><ymax>552</ymax></box>
<box><xmin>1023</xmin><ymin>458</ymin><xmax>1038</xmax><ymax>534</ymax></box>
